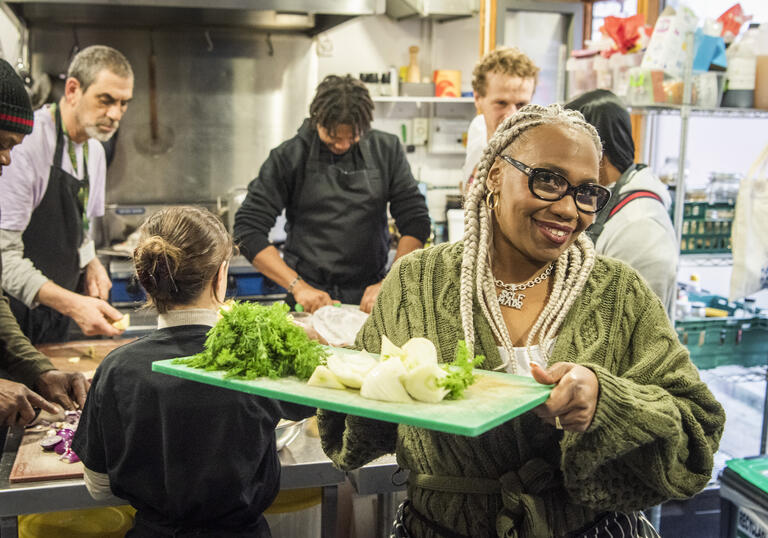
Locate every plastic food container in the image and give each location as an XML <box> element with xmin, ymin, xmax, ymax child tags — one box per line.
<box><xmin>707</xmin><ymin>172</ymin><xmax>742</xmax><ymax>204</ymax></box>
<box><xmin>566</xmin><ymin>50</ymin><xmax>598</xmax><ymax>100</ymax></box>
<box><xmin>693</xmin><ymin>71</ymin><xmax>725</xmax><ymax>107</ymax></box>
<box><xmin>610</xmin><ymin>52</ymin><xmax>643</xmax><ymax>97</ymax></box>
<box><xmin>19</xmin><ymin>506</ymin><xmax>135</xmax><ymax>538</ymax></box>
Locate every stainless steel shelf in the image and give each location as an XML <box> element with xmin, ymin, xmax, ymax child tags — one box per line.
<box><xmin>679</xmin><ymin>253</ymin><xmax>733</xmax><ymax>266</ymax></box>
<box><xmin>373</xmin><ymin>96</ymin><xmax>474</xmax><ymax>104</ymax></box>
<box><xmin>630</xmin><ymin>105</ymin><xmax>768</xmax><ymax>118</ymax></box>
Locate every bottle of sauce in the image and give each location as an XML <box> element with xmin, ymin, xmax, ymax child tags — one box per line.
<box><xmin>722</xmin><ymin>24</ymin><xmax>759</xmax><ymax>108</ymax></box>
<box><xmin>407</xmin><ymin>46</ymin><xmax>421</xmax><ymax>84</ymax></box>
<box><xmin>755</xmin><ymin>23</ymin><xmax>768</xmax><ymax>110</ymax></box>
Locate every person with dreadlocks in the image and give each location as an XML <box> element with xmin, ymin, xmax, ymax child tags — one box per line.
<box><xmin>318</xmin><ymin>103</ymin><xmax>724</xmax><ymax>537</ymax></box>
<box><xmin>234</xmin><ymin>74</ymin><xmax>430</xmax><ymax>314</ymax></box>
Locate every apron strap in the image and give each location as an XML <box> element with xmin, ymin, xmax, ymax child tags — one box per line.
<box><xmin>586</xmin><ymin>163</ymin><xmax>646</xmax><ymax>244</ymax></box>
<box><xmin>52</xmin><ymin>105</ymin><xmax>66</xmax><ymax>170</ymax></box>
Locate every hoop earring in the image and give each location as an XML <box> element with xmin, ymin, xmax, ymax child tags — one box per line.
<box><xmin>485</xmin><ymin>190</ymin><xmax>499</xmax><ymax>210</ymax></box>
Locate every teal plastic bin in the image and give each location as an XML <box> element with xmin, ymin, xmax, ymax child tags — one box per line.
<box><xmin>676</xmin><ymin>316</ymin><xmax>768</xmax><ymax>370</ymax></box>
<box><xmin>719</xmin><ymin>457</ymin><xmax>768</xmax><ymax>538</ymax></box>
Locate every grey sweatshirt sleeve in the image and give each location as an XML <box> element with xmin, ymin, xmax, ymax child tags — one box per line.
<box><xmin>0</xmin><ymin>229</ymin><xmax>49</xmax><ymax>308</ymax></box>
<box><xmin>595</xmin><ymin>215</ymin><xmax>678</xmax><ymax>314</ymax></box>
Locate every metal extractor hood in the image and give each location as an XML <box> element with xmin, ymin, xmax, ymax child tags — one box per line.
<box><xmin>4</xmin><ymin>0</ymin><xmax>384</xmax><ymax>34</ymax></box>
<box><xmin>386</xmin><ymin>0</ymin><xmax>478</xmax><ymax>21</ymax></box>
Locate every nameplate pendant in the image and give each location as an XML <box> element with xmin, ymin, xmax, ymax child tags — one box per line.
<box><xmin>498</xmin><ymin>289</ymin><xmax>525</xmax><ymax>310</ymax></box>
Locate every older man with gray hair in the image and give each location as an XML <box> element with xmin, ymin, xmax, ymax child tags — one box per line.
<box><xmin>0</xmin><ymin>45</ymin><xmax>134</xmax><ymax>344</ymax></box>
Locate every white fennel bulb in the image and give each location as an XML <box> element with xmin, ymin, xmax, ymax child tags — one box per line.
<box><xmin>325</xmin><ymin>351</ymin><xmax>378</xmax><ymax>389</ymax></box>
<box><xmin>401</xmin><ymin>337</ymin><xmax>438</xmax><ymax>371</ymax></box>
<box><xmin>307</xmin><ymin>365</ymin><xmax>346</xmax><ymax>390</ymax></box>
<box><xmin>360</xmin><ymin>358</ymin><xmax>413</xmax><ymax>403</ymax></box>
<box><xmin>381</xmin><ymin>335</ymin><xmax>407</xmax><ymax>361</ymax></box>
<box><xmin>403</xmin><ymin>363</ymin><xmax>449</xmax><ymax>403</ymax></box>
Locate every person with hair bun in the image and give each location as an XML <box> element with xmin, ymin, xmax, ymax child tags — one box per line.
<box><xmin>72</xmin><ymin>206</ymin><xmax>314</xmax><ymax>538</ymax></box>
<box><xmin>319</xmin><ymin>104</ymin><xmax>725</xmax><ymax>537</ymax></box>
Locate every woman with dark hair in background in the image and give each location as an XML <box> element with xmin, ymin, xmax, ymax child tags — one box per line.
<box><xmin>565</xmin><ymin>89</ymin><xmax>678</xmax><ymax>313</ymax></box>
<box><xmin>72</xmin><ymin>206</ymin><xmax>314</xmax><ymax>537</ymax></box>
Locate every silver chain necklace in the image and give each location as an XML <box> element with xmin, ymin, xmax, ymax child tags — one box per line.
<box><xmin>494</xmin><ymin>263</ymin><xmax>554</xmax><ymax>310</ymax></box>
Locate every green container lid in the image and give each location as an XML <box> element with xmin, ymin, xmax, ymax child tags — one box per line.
<box><xmin>726</xmin><ymin>457</ymin><xmax>768</xmax><ymax>494</ymax></box>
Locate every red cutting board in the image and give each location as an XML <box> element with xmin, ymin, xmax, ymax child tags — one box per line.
<box><xmin>9</xmin><ymin>429</ymin><xmax>84</xmax><ymax>483</ymax></box>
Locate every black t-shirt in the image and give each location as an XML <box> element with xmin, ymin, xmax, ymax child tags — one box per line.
<box><xmin>72</xmin><ymin>325</ymin><xmax>314</xmax><ymax>532</ymax></box>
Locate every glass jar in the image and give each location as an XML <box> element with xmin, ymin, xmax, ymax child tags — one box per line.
<box><xmin>658</xmin><ymin>156</ymin><xmax>689</xmax><ymax>187</ymax></box>
<box><xmin>707</xmin><ymin>172</ymin><xmax>742</xmax><ymax>205</ymax></box>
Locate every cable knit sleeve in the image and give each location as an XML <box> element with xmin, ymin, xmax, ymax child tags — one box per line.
<box><xmin>559</xmin><ymin>268</ymin><xmax>725</xmax><ymax>511</ymax></box>
<box><xmin>317</xmin><ymin>257</ymin><xmax>410</xmax><ymax>471</ymax></box>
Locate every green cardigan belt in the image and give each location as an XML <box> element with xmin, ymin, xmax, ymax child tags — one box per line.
<box><xmin>318</xmin><ymin>241</ymin><xmax>725</xmax><ymax>538</ymax></box>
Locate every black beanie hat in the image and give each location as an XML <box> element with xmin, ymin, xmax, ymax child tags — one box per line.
<box><xmin>565</xmin><ymin>89</ymin><xmax>635</xmax><ymax>174</ymax></box>
<box><xmin>0</xmin><ymin>59</ymin><xmax>33</xmax><ymax>135</ymax></box>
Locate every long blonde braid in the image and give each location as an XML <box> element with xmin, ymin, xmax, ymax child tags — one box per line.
<box><xmin>459</xmin><ymin>104</ymin><xmax>602</xmax><ymax>372</ymax></box>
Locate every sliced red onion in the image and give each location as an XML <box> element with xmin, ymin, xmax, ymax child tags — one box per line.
<box><xmin>40</xmin><ymin>435</ymin><xmax>63</xmax><ymax>451</ymax></box>
<box><xmin>59</xmin><ymin>449</ymin><xmax>80</xmax><ymax>464</ymax></box>
<box><xmin>54</xmin><ymin>440</ymin><xmax>70</xmax><ymax>455</ymax></box>
<box><xmin>56</xmin><ymin>428</ymin><xmax>75</xmax><ymax>441</ymax></box>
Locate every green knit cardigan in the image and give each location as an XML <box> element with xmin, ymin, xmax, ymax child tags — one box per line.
<box><xmin>318</xmin><ymin>241</ymin><xmax>725</xmax><ymax>538</ymax></box>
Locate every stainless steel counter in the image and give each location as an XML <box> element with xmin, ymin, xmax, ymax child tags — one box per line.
<box><xmin>348</xmin><ymin>455</ymin><xmax>407</xmax><ymax>538</ymax></box>
<box><xmin>0</xmin><ymin>424</ymin><xmax>345</xmax><ymax>538</ymax></box>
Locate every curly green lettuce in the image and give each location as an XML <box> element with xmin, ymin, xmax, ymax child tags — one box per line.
<box><xmin>173</xmin><ymin>301</ymin><xmax>328</xmax><ymax>380</ymax></box>
<box><xmin>437</xmin><ymin>340</ymin><xmax>485</xmax><ymax>400</ymax></box>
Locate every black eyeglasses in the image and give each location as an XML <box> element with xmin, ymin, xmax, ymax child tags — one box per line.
<box><xmin>498</xmin><ymin>155</ymin><xmax>611</xmax><ymax>214</ymax></box>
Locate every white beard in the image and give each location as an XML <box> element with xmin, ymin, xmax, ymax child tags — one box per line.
<box><xmin>84</xmin><ymin>124</ymin><xmax>117</xmax><ymax>142</ymax></box>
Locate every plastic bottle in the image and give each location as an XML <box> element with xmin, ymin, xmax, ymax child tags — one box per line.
<box><xmin>689</xmin><ymin>273</ymin><xmax>702</xmax><ymax>294</ymax></box>
<box><xmin>379</xmin><ymin>72</ymin><xmax>392</xmax><ymax>96</ymax></box>
<box><xmin>365</xmin><ymin>73</ymin><xmax>380</xmax><ymax>96</ymax></box>
<box><xmin>389</xmin><ymin>66</ymin><xmax>399</xmax><ymax>96</ymax></box>
<box><xmin>722</xmin><ymin>24</ymin><xmax>759</xmax><ymax>108</ymax></box>
<box><xmin>755</xmin><ymin>23</ymin><xmax>768</xmax><ymax>110</ymax></box>
<box><xmin>407</xmin><ymin>46</ymin><xmax>421</xmax><ymax>84</ymax></box>
<box><xmin>676</xmin><ymin>288</ymin><xmax>692</xmax><ymax>320</ymax></box>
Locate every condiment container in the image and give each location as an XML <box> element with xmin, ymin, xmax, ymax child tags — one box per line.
<box><xmin>407</xmin><ymin>46</ymin><xmax>421</xmax><ymax>83</ymax></box>
<box><xmin>755</xmin><ymin>23</ymin><xmax>768</xmax><ymax>110</ymax></box>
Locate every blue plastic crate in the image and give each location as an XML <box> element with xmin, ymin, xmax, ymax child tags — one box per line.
<box><xmin>110</xmin><ymin>277</ymin><xmax>146</xmax><ymax>305</ymax></box>
<box><xmin>226</xmin><ymin>274</ymin><xmax>285</xmax><ymax>298</ymax></box>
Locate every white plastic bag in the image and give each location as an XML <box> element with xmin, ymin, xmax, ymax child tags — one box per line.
<box><xmin>640</xmin><ymin>6</ymin><xmax>698</xmax><ymax>77</ymax></box>
<box><xmin>310</xmin><ymin>305</ymin><xmax>369</xmax><ymax>347</ymax></box>
<box><xmin>730</xmin><ymin>144</ymin><xmax>768</xmax><ymax>301</ymax></box>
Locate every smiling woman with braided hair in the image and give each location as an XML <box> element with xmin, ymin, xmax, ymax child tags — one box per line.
<box><xmin>318</xmin><ymin>103</ymin><xmax>725</xmax><ymax>538</ymax></box>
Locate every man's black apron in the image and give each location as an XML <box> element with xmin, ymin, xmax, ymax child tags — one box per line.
<box><xmin>7</xmin><ymin>107</ymin><xmax>85</xmax><ymax>344</ymax></box>
<box><xmin>282</xmin><ymin>133</ymin><xmax>389</xmax><ymax>306</ymax></box>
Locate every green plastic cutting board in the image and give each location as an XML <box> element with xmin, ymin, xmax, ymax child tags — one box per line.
<box><xmin>151</xmin><ymin>348</ymin><xmax>552</xmax><ymax>437</ymax></box>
